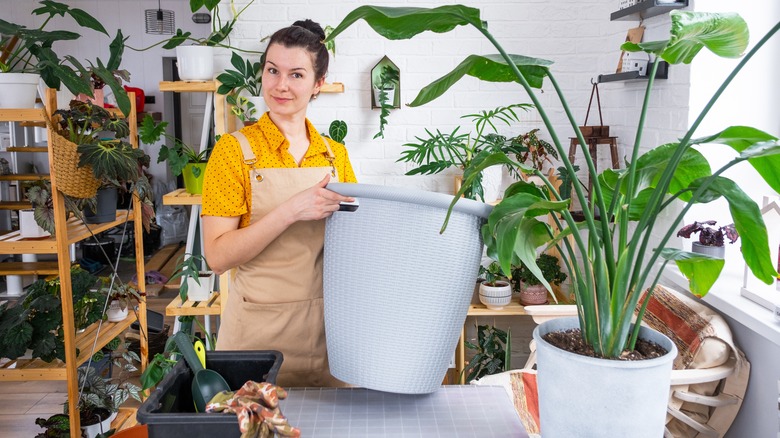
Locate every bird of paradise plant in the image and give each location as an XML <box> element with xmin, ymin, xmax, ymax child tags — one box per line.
<box><xmin>325</xmin><ymin>6</ymin><xmax>780</xmax><ymax>358</ymax></box>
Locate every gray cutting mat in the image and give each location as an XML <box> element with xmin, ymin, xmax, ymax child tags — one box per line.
<box><xmin>280</xmin><ymin>386</ymin><xmax>529</xmax><ymax>437</ymax></box>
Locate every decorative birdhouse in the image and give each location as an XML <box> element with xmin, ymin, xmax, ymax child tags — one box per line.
<box><xmin>741</xmin><ymin>197</ymin><xmax>780</xmax><ymax>309</ymax></box>
<box><xmin>370</xmin><ymin>56</ymin><xmax>400</xmax><ymax>109</ymax></box>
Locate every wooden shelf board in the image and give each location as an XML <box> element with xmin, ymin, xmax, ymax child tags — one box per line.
<box><xmin>162</xmin><ymin>188</ymin><xmax>202</xmax><ymax>205</ymax></box>
<box><xmin>166</xmin><ymin>292</ymin><xmax>221</xmax><ymax>316</ymax></box>
<box><xmin>466</xmin><ymin>301</ymin><xmax>530</xmax><ymax>316</ymax></box>
<box><xmin>0</xmin><ymin>108</ymin><xmax>46</xmax><ymax>122</ymax></box>
<box><xmin>0</xmin><ymin>173</ymin><xmax>50</xmax><ymax>181</ymax></box>
<box><xmin>321</xmin><ymin>82</ymin><xmax>345</xmax><ymax>93</ymax></box>
<box><xmin>6</xmin><ymin>146</ymin><xmax>48</xmax><ymax>153</ymax></box>
<box><xmin>0</xmin><ymin>201</ymin><xmax>32</xmax><ymax>210</ymax></box>
<box><xmin>610</xmin><ymin>0</ymin><xmax>688</xmax><ymax>21</ymax></box>
<box><xmin>0</xmin><ymin>314</ymin><xmax>136</xmax><ymax>381</ymax></box>
<box><xmin>0</xmin><ymin>210</ymin><xmax>135</xmax><ymax>254</ymax></box>
<box><xmin>159</xmin><ymin>80</ymin><xmax>217</xmax><ymax>92</ymax></box>
<box><xmin>0</xmin><ymin>261</ymin><xmax>60</xmax><ymax>276</ymax></box>
<box><xmin>112</xmin><ymin>408</ymin><xmax>139</xmax><ymax>431</ymax></box>
<box><xmin>19</xmin><ymin>120</ymin><xmax>46</xmax><ymax>128</ymax></box>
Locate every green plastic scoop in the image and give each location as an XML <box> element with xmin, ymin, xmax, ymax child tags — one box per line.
<box><xmin>173</xmin><ymin>331</ymin><xmax>230</xmax><ymax>412</ymax></box>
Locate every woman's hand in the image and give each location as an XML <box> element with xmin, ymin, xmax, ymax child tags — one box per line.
<box><xmin>284</xmin><ymin>174</ymin><xmax>354</xmax><ymax>222</ymax></box>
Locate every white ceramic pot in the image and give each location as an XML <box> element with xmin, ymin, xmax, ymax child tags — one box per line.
<box><xmin>186</xmin><ymin>271</ymin><xmax>214</xmax><ymax>301</ymax></box>
<box><xmin>691</xmin><ymin>241</ymin><xmax>725</xmax><ymax>258</ymax></box>
<box><xmin>324</xmin><ymin>183</ymin><xmax>492</xmax><ymax>394</ymax></box>
<box><xmin>0</xmin><ymin>73</ymin><xmax>41</xmax><ymax>108</ymax></box>
<box><xmin>81</xmin><ymin>410</ymin><xmax>116</xmax><ymax>438</ymax></box>
<box><xmin>19</xmin><ymin>209</ymin><xmax>49</xmax><ymax>238</ymax></box>
<box><xmin>373</xmin><ymin>86</ymin><xmax>396</xmax><ymax>108</ymax></box>
<box><xmin>479</xmin><ymin>281</ymin><xmax>512</xmax><ymax>310</ymax></box>
<box><xmin>176</xmin><ymin>45</ymin><xmax>215</xmax><ymax>81</ymax></box>
<box><xmin>534</xmin><ymin>317</ymin><xmax>677</xmax><ymax>437</ymax></box>
<box><xmin>106</xmin><ymin>300</ymin><xmax>128</xmax><ymax>323</ymax></box>
<box><xmin>243</xmin><ymin>94</ymin><xmax>266</xmax><ymax>120</ymax></box>
<box><xmin>481</xmin><ymin>165</ymin><xmax>503</xmax><ymax>203</ymax></box>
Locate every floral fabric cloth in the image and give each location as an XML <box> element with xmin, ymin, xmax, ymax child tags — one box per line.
<box><xmin>206</xmin><ymin>381</ymin><xmax>300</xmax><ymax>438</ymax></box>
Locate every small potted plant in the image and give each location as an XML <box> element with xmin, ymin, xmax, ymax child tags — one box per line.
<box><xmin>99</xmin><ymin>278</ymin><xmax>142</xmax><ymax>322</ymax></box>
<box><xmin>463</xmin><ymin>324</ymin><xmax>511</xmax><ymax>383</ymax></box>
<box><xmin>139</xmin><ymin>114</ymin><xmax>210</xmax><ymax>194</ymax></box>
<box><xmin>478</xmin><ymin>261</ymin><xmax>512</xmax><ymax>310</ymax></box>
<box><xmin>170</xmin><ymin>253</ymin><xmax>214</xmax><ymax>302</ymax></box>
<box><xmin>512</xmin><ymin>253</ymin><xmax>567</xmax><ymax>306</ymax></box>
<box><xmin>677</xmin><ymin>220</ymin><xmax>739</xmax><ymax>259</ymax></box>
<box><xmin>373</xmin><ymin>64</ymin><xmax>399</xmax><ymax>139</ymax></box>
<box><xmin>217</xmin><ymin>51</ymin><xmax>263</xmax><ymax>123</ymax></box>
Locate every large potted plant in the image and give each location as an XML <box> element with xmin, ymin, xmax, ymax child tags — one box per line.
<box><xmin>0</xmin><ymin>1</ymin><xmax>107</xmax><ymax>108</ymax></box>
<box><xmin>139</xmin><ymin>114</ymin><xmax>210</xmax><ymax>194</ymax></box>
<box><xmin>326</xmin><ymin>6</ymin><xmax>779</xmax><ymax>435</ymax></box>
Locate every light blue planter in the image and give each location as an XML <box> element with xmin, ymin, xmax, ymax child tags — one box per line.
<box><xmin>324</xmin><ymin>183</ymin><xmax>492</xmax><ymax>394</ymax></box>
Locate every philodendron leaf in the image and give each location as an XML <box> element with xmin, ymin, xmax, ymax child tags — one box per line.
<box><xmin>325</xmin><ymin>5</ymin><xmax>483</xmax><ymax>42</ymax></box>
<box><xmin>661</xmin><ymin>249</ymin><xmax>724</xmax><ymax>297</ymax></box>
<box><xmin>329</xmin><ymin>120</ymin><xmax>348</xmax><ymax>144</ymax></box>
<box><xmin>622</xmin><ymin>11</ymin><xmax>748</xmax><ymax>64</ymax></box>
<box><xmin>409</xmin><ymin>54</ymin><xmax>552</xmax><ymax>107</ymax></box>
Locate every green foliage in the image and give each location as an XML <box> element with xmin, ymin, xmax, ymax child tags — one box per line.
<box><xmin>140</xmin><ymin>336</ymin><xmax>179</xmax><ymax>391</ymax></box>
<box><xmin>514</xmin><ymin>128</ymin><xmax>557</xmax><ymax>171</ymax></box>
<box><xmin>98</xmin><ymin>276</ymin><xmax>142</xmax><ymax>311</ymax></box>
<box><xmin>0</xmin><ymin>266</ymin><xmax>103</xmax><ymax>362</ymax></box>
<box><xmin>478</xmin><ymin>261</ymin><xmax>507</xmax><ymax>286</ymax></box>
<box><xmin>373</xmin><ymin>65</ymin><xmax>400</xmax><ymax>139</ymax></box>
<box><xmin>326</xmin><ymin>6</ymin><xmax>780</xmax><ymax>359</ymax></box>
<box><xmin>140</xmin><ymin>114</ymin><xmax>209</xmax><ymax>177</ymax></box>
<box><xmin>34</xmin><ymin>413</ymin><xmax>70</xmax><ymax>438</ymax></box>
<box><xmin>71</xmin><ymin>344</ymin><xmax>142</xmax><ymax>421</ymax></box>
<box><xmin>226</xmin><ymin>94</ymin><xmax>258</xmax><ymax>123</ymax></box>
<box><xmin>324</xmin><ymin>120</ymin><xmax>348</xmax><ymax>145</ymax></box>
<box><xmin>513</xmin><ymin>253</ymin><xmax>567</xmax><ymax>287</ymax></box>
<box><xmin>169</xmin><ymin>253</ymin><xmax>210</xmax><ymax>302</ymax></box>
<box><xmin>217</xmin><ymin>51</ymin><xmax>262</xmax><ymax>96</ymax></box>
<box><xmin>463</xmin><ymin>324</ymin><xmax>511</xmax><ymax>382</ymax></box>
<box><xmin>397</xmin><ymin>103</ymin><xmax>533</xmax><ymax>201</ymax></box>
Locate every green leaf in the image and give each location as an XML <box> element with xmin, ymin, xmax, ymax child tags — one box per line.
<box><xmin>622</xmin><ymin>11</ymin><xmax>748</xmax><ymax>64</ymax></box>
<box><xmin>409</xmin><ymin>54</ymin><xmax>551</xmax><ymax>107</ymax></box>
<box><xmin>162</xmin><ymin>29</ymin><xmax>190</xmax><ymax>50</ymax></box>
<box><xmin>140</xmin><ymin>115</ymin><xmax>168</xmax><ymax>145</ymax></box>
<box><xmin>691</xmin><ymin>126</ymin><xmax>780</xmax><ymax>193</ymax></box>
<box><xmin>66</xmin><ymin>7</ymin><xmax>108</xmax><ymax>36</ymax></box>
<box><xmin>663</xmin><ymin>249</ymin><xmax>724</xmax><ymax>297</ymax></box>
<box><xmin>329</xmin><ymin>120</ymin><xmax>348</xmax><ymax>144</ymax></box>
<box><xmin>325</xmin><ymin>5</ymin><xmax>483</xmax><ymax>43</ymax></box>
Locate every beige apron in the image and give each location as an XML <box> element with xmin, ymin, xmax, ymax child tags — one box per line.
<box><xmin>216</xmin><ymin>130</ymin><xmax>344</xmax><ymax>388</ymax></box>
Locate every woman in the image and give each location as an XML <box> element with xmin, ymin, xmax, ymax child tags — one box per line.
<box><xmin>201</xmin><ymin>19</ymin><xmax>356</xmax><ymax>387</ymax></box>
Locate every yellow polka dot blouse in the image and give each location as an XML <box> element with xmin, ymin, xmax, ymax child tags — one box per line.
<box><xmin>202</xmin><ymin>113</ymin><xmax>357</xmax><ymax>228</ymax></box>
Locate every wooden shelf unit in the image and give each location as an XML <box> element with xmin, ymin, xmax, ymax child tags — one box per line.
<box><xmin>0</xmin><ymin>90</ymin><xmax>148</xmax><ymax>437</ymax></box>
<box><xmin>165</xmin><ymin>292</ymin><xmax>221</xmax><ymax>317</ymax></box>
<box><xmin>162</xmin><ymin>188</ymin><xmax>201</xmax><ymax>206</ymax></box>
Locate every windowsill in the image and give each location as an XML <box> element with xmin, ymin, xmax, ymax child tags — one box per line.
<box><xmin>661</xmin><ymin>265</ymin><xmax>780</xmax><ymax>346</ymax></box>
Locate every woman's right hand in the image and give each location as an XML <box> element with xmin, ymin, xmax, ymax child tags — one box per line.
<box><xmin>284</xmin><ymin>174</ymin><xmax>354</xmax><ymax>222</ymax></box>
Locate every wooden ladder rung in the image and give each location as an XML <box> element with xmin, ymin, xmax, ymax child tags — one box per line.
<box><xmin>0</xmin><ymin>173</ymin><xmax>50</xmax><ymax>181</ymax></box>
<box><xmin>0</xmin><ymin>201</ymin><xmax>32</xmax><ymax>210</ymax></box>
<box><xmin>0</xmin><ymin>261</ymin><xmax>60</xmax><ymax>276</ymax></box>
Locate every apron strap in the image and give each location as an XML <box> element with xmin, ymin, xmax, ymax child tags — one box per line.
<box><xmin>232</xmin><ymin>128</ymin><xmax>337</xmax><ymax>177</ymax></box>
<box><xmin>232</xmin><ymin>131</ymin><xmax>257</xmax><ymax>166</ymax></box>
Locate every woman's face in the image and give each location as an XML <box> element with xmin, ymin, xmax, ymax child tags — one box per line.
<box><xmin>262</xmin><ymin>43</ymin><xmax>324</xmax><ymax>119</ymax></box>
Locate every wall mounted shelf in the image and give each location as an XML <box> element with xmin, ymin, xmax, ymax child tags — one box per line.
<box><xmin>611</xmin><ymin>0</ymin><xmax>689</xmax><ymax>21</ymax></box>
<box><xmin>598</xmin><ymin>60</ymin><xmax>669</xmax><ymax>83</ymax></box>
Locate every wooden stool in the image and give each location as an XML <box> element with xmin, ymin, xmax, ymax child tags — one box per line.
<box><xmin>568</xmin><ymin>136</ymin><xmax>620</xmax><ymax>193</ymax></box>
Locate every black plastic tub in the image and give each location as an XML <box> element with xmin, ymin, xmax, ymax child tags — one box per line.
<box><xmin>137</xmin><ymin>350</ymin><xmax>282</xmax><ymax>438</ymax></box>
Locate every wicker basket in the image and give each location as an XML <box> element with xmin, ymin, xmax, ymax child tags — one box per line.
<box><xmin>49</xmin><ymin>130</ymin><xmax>100</xmax><ymax>199</ymax></box>
<box><xmin>323</xmin><ymin>183</ymin><xmax>492</xmax><ymax>394</ymax></box>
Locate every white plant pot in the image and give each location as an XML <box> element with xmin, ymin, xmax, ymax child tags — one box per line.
<box><xmin>479</xmin><ymin>281</ymin><xmax>512</xmax><ymax>310</ymax></box>
<box><xmin>481</xmin><ymin>165</ymin><xmax>503</xmax><ymax>203</ymax></box>
<box><xmin>534</xmin><ymin>317</ymin><xmax>677</xmax><ymax>438</ymax></box>
<box><xmin>176</xmin><ymin>45</ymin><xmax>215</xmax><ymax>81</ymax></box>
<box><xmin>18</xmin><ymin>209</ymin><xmax>49</xmax><ymax>238</ymax></box>
<box><xmin>106</xmin><ymin>300</ymin><xmax>128</xmax><ymax>322</ymax></box>
<box><xmin>0</xmin><ymin>73</ymin><xmax>40</xmax><ymax>108</ymax></box>
<box><xmin>691</xmin><ymin>241</ymin><xmax>725</xmax><ymax>258</ymax></box>
<box><xmin>243</xmin><ymin>94</ymin><xmax>266</xmax><ymax>119</ymax></box>
<box><xmin>324</xmin><ymin>183</ymin><xmax>492</xmax><ymax>394</ymax></box>
<box><xmin>373</xmin><ymin>86</ymin><xmax>396</xmax><ymax>108</ymax></box>
<box><xmin>186</xmin><ymin>271</ymin><xmax>214</xmax><ymax>301</ymax></box>
<box><xmin>81</xmin><ymin>411</ymin><xmax>116</xmax><ymax>438</ymax></box>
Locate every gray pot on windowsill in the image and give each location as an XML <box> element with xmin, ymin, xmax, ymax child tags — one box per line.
<box><xmin>692</xmin><ymin>241</ymin><xmax>726</xmax><ymax>259</ymax></box>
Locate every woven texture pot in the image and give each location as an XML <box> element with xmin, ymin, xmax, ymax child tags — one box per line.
<box><xmin>324</xmin><ymin>183</ymin><xmax>492</xmax><ymax>393</ymax></box>
<box><xmin>533</xmin><ymin>317</ymin><xmax>677</xmax><ymax>437</ymax></box>
<box><xmin>49</xmin><ymin>130</ymin><xmax>100</xmax><ymax>199</ymax></box>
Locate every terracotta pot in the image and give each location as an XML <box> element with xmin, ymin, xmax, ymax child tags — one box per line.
<box><xmin>519</xmin><ymin>283</ymin><xmax>549</xmax><ymax>305</ymax></box>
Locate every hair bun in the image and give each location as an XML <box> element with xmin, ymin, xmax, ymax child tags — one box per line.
<box><xmin>292</xmin><ymin>19</ymin><xmax>325</xmax><ymax>40</ymax></box>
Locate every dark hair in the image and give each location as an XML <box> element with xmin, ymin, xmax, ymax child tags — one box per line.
<box><xmin>265</xmin><ymin>19</ymin><xmax>329</xmax><ymax>81</ymax></box>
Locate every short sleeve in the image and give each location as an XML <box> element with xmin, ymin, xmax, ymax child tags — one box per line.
<box><xmin>202</xmin><ymin>134</ymin><xmax>249</xmax><ymax>218</ymax></box>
